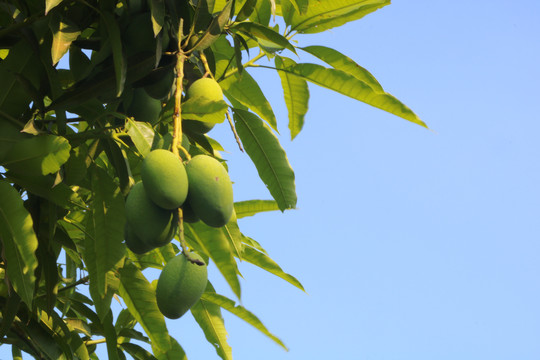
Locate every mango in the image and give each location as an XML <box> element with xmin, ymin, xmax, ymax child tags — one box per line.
<box><xmin>141</xmin><ymin>149</ymin><xmax>188</xmax><ymax>210</ymax></box>
<box><xmin>124</xmin><ymin>224</ymin><xmax>154</xmax><ymax>254</ymax></box>
<box><xmin>125</xmin><ymin>182</ymin><xmax>178</xmax><ymax>247</ymax></box>
<box><xmin>185</xmin><ymin>78</ymin><xmax>224</xmax><ymax>133</ymax></box>
<box><xmin>126</xmin><ymin>88</ymin><xmax>162</xmax><ymax>124</ymax></box>
<box><xmin>185</xmin><ymin>155</ymin><xmax>233</xmax><ymax>227</ymax></box>
<box><xmin>156</xmin><ymin>252</ymin><xmax>208</xmax><ymax>319</ymax></box>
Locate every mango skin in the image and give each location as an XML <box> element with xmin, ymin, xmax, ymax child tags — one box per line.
<box><xmin>124</xmin><ymin>224</ymin><xmax>154</xmax><ymax>254</ymax></box>
<box><xmin>141</xmin><ymin>149</ymin><xmax>188</xmax><ymax>210</ymax></box>
<box><xmin>125</xmin><ymin>182</ymin><xmax>178</xmax><ymax>247</ymax></box>
<box><xmin>126</xmin><ymin>88</ymin><xmax>162</xmax><ymax>124</ymax></box>
<box><xmin>185</xmin><ymin>155</ymin><xmax>233</xmax><ymax>227</ymax></box>
<box><xmin>156</xmin><ymin>252</ymin><xmax>208</xmax><ymax>319</ymax></box>
<box><xmin>185</xmin><ymin>78</ymin><xmax>224</xmax><ymax>133</ymax></box>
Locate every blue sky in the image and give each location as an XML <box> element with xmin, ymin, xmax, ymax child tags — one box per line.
<box><xmin>4</xmin><ymin>1</ymin><xmax>540</xmax><ymax>359</ymax></box>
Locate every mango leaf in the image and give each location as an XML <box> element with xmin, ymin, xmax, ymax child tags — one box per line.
<box><xmin>233</xmin><ymin>109</ymin><xmax>297</xmax><ymax>211</ymax></box>
<box><xmin>274</xmin><ymin>62</ymin><xmax>427</xmax><ymax>127</ymax></box>
<box><xmin>0</xmin><ymin>181</ymin><xmax>39</xmax><ymax>307</ymax></box>
<box><xmin>249</xmin><ymin>0</ymin><xmax>271</xmax><ymax>26</ymax></box>
<box><xmin>101</xmin><ymin>12</ymin><xmax>126</xmax><ymax>97</ymax></box>
<box><xmin>1</xmin><ymin>135</ymin><xmax>71</xmax><ymax>176</ymax></box>
<box><xmin>242</xmin><ymin>245</ymin><xmax>304</xmax><ymax>291</ymax></box>
<box><xmin>201</xmin><ymin>291</ymin><xmax>287</xmax><ymax>350</ymax></box>
<box><xmin>45</xmin><ymin>0</ymin><xmax>63</xmax><ymax>14</ymax></box>
<box><xmin>103</xmin><ymin>310</ymin><xmax>121</xmax><ymax>360</ymax></box>
<box><xmin>301</xmin><ymin>45</ymin><xmax>384</xmax><ymax>92</ymax></box>
<box><xmin>275</xmin><ymin>56</ymin><xmax>309</xmax><ymax>139</ymax></box>
<box><xmin>182</xmin><ymin>97</ymin><xmax>229</xmax><ymax>123</ymax></box>
<box><xmin>0</xmin><ymin>121</ymin><xmax>30</xmax><ymax>162</ymax></box>
<box><xmin>282</xmin><ymin>0</ymin><xmax>389</xmax><ymax>34</ymax></box>
<box><xmin>190</xmin><ymin>0</ymin><xmax>233</xmax><ymax>52</ymax></box>
<box><xmin>50</xmin><ymin>17</ymin><xmax>81</xmax><ymax>66</ymax></box>
<box><xmin>68</xmin><ymin>332</ymin><xmax>90</xmax><ymax>360</ymax></box>
<box><xmin>118</xmin><ymin>262</ymin><xmax>171</xmax><ymax>353</ymax></box>
<box><xmin>126</xmin><ymin>119</ymin><xmax>155</xmax><ymax>157</ymax></box>
<box><xmin>149</xmin><ymin>0</ymin><xmax>165</xmax><ymax>36</ymax></box>
<box><xmin>185</xmin><ymin>222</ymin><xmax>242</xmax><ymax>299</ymax></box>
<box><xmin>85</xmin><ymin>166</ymin><xmax>126</xmax><ymax>297</ymax></box>
<box><xmin>122</xmin><ymin>342</ymin><xmax>158</xmax><ymax>360</ymax></box>
<box><xmin>234</xmin><ymin>200</ymin><xmax>280</xmax><ymax>218</ymax></box>
<box><xmin>151</xmin><ymin>336</ymin><xmax>187</xmax><ymax>360</ymax></box>
<box><xmin>222</xmin><ymin>212</ymin><xmax>244</xmax><ymax>259</ymax></box>
<box><xmin>191</xmin><ymin>283</ymin><xmax>232</xmax><ymax>360</ymax></box>
<box><xmin>232</xmin><ymin>22</ymin><xmax>296</xmax><ymax>54</ymax></box>
<box><xmin>220</xmin><ymin>70</ymin><xmax>277</xmax><ymax>131</ymax></box>
<box><xmin>236</xmin><ymin>0</ymin><xmax>257</xmax><ymax>22</ymax></box>
<box><xmin>287</xmin><ymin>0</ymin><xmax>308</xmax><ymax>14</ymax></box>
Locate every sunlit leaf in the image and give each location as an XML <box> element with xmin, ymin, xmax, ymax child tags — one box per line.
<box><xmin>182</xmin><ymin>97</ymin><xmax>228</xmax><ymax>123</ymax></box>
<box><xmin>191</xmin><ymin>283</ymin><xmax>233</xmax><ymax>360</ymax></box>
<box><xmin>151</xmin><ymin>336</ymin><xmax>187</xmax><ymax>360</ymax></box>
<box><xmin>233</xmin><ymin>109</ymin><xmax>297</xmax><ymax>210</ymax></box>
<box><xmin>234</xmin><ymin>200</ymin><xmax>280</xmax><ymax>218</ymax></box>
<box><xmin>1</xmin><ymin>135</ymin><xmax>71</xmax><ymax>176</ymax></box>
<box><xmin>101</xmin><ymin>12</ymin><xmax>126</xmax><ymax>96</ymax></box>
<box><xmin>50</xmin><ymin>17</ymin><xmax>81</xmax><ymax>66</ymax></box>
<box><xmin>232</xmin><ymin>22</ymin><xmax>296</xmax><ymax>54</ymax></box>
<box><xmin>126</xmin><ymin>119</ymin><xmax>155</xmax><ymax>157</ymax></box>
<box><xmin>236</xmin><ymin>0</ymin><xmax>258</xmax><ymax>22</ymax></box>
<box><xmin>149</xmin><ymin>0</ymin><xmax>165</xmax><ymax>36</ymax></box>
<box><xmin>274</xmin><ymin>62</ymin><xmax>427</xmax><ymax>127</ymax></box>
<box><xmin>45</xmin><ymin>0</ymin><xmax>63</xmax><ymax>14</ymax></box>
<box><xmin>301</xmin><ymin>45</ymin><xmax>384</xmax><ymax>92</ymax></box>
<box><xmin>118</xmin><ymin>262</ymin><xmax>171</xmax><ymax>353</ymax></box>
<box><xmin>201</xmin><ymin>291</ymin><xmax>288</xmax><ymax>350</ymax></box>
<box><xmin>0</xmin><ymin>181</ymin><xmax>38</xmax><ymax>307</ymax></box>
<box><xmin>220</xmin><ymin>71</ymin><xmax>277</xmax><ymax>131</ymax></box>
<box><xmin>282</xmin><ymin>0</ymin><xmax>389</xmax><ymax>34</ymax></box>
<box><xmin>275</xmin><ymin>56</ymin><xmax>309</xmax><ymax>139</ymax></box>
<box><xmin>242</xmin><ymin>245</ymin><xmax>304</xmax><ymax>291</ymax></box>
<box><xmin>190</xmin><ymin>0</ymin><xmax>233</xmax><ymax>52</ymax></box>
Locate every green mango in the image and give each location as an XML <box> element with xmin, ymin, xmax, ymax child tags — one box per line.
<box><xmin>185</xmin><ymin>155</ymin><xmax>233</xmax><ymax>227</ymax></box>
<box><xmin>184</xmin><ymin>77</ymin><xmax>225</xmax><ymax>133</ymax></box>
<box><xmin>126</xmin><ymin>88</ymin><xmax>162</xmax><ymax>124</ymax></box>
<box><xmin>141</xmin><ymin>149</ymin><xmax>188</xmax><ymax>210</ymax></box>
<box><xmin>156</xmin><ymin>252</ymin><xmax>207</xmax><ymax>319</ymax></box>
<box><xmin>125</xmin><ymin>182</ymin><xmax>178</xmax><ymax>247</ymax></box>
<box><xmin>124</xmin><ymin>224</ymin><xmax>154</xmax><ymax>254</ymax></box>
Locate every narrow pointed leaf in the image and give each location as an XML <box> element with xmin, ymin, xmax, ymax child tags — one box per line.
<box><xmin>126</xmin><ymin>119</ymin><xmax>155</xmax><ymax>157</ymax></box>
<box><xmin>122</xmin><ymin>342</ymin><xmax>158</xmax><ymax>360</ymax></box>
<box><xmin>182</xmin><ymin>97</ymin><xmax>228</xmax><ymax>123</ymax></box>
<box><xmin>201</xmin><ymin>291</ymin><xmax>287</xmax><ymax>350</ymax></box>
<box><xmin>275</xmin><ymin>62</ymin><xmax>427</xmax><ymax>127</ymax></box>
<box><xmin>275</xmin><ymin>56</ymin><xmax>309</xmax><ymax>139</ymax></box>
<box><xmin>103</xmin><ymin>310</ymin><xmax>121</xmax><ymax>360</ymax></box>
<box><xmin>151</xmin><ymin>336</ymin><xmax>187</xmax><ymax>360</ymax></box>
<box><xmin>46</xmin><ymin>0</ymin><xmax>63</xmax><ymax>14</ymax></box>
<box><xmin>232</xmin><ymin>22</ymin><xmax>296</xmax><ymax>54</ymax></box>
<box><xmin>234</xmin><ymin>200</ymin><xmax>280</xmax><ymax>218</ymax></box>
<box><xmin>301</xmin><ymin>45</ymin><xmax>384</xmax><ymax>92</ymax></box>
<box><xmin>118</xmin><ymin>262</ymin><xmax>171</xmax><ymax>353</ymax></box>
<box><xmin>87</xmin><ymin>166</ymin><xmax>126</xmax><ymax>297</ymax></box>
<box><xmin>101</xmin><ymin>12</ymin><xmax>126</xmax><ymax>97</ymax></box>
<box><xmin>220</xmin><ymin>71</ymin><xmax>277</xmax><ymax>131</ymax></box>
<box><xmin>284</xmin><ymin>0</ymin><xmax>389</xmax><ymax>34</ymax></box>
<box><xmin>50</xmin><ymin>18</ymin><xmax>81</xmax><ymax>66</ymax></box>
<box><xmin>149</xmin><ymin>0</ymin><xmax>165</xmax><ymax>36</ymax></box>
<box><xmin>233</xmin><ymin>109</ymin><xmax>297</xmax><ymax>210</ymax></box>
<box><xmin>242</xmin><ymin>245</ymin><xmax>304</xmax><ymax>291</ymax></box>
<box><xmin>191</xmin><ymin>0</ymin><xmax>233</xmax><ymax>52</ymax></box>
<box><xmin>191</xmin><ymin>283</ymin><xmax>232</xmax><ymax>360</ymax></box>
<box><xmin>236</xmin><ymin>0</ymin><xmax>257</xmax><ymax>22</ymax></box>
<box><xmin>185</xmin><ymin>222</ymin><xmax>242</xmax><ymax>299</ymax></box>
<box><xmin>1</xmin><ymin>135</ymin><xmax>71</xmax><ymax>176</ymax></box>
<box><xmin>0</xmin><ymin>181</ymin><xmax>38</xmax><ymax>307</ymax></box>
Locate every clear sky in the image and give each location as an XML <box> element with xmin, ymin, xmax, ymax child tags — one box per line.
<box><xmin>4</xmin><ymin>1</ymin><xmax>540</xmax><ymax>359</ymax></box>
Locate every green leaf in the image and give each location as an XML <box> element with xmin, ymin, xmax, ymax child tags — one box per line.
<box><xmin>287</xmin><ymin>0</ymin><xmax>308</xmax><ymax>14</ymax></box>
<box><xmin>103</xmin><ymin>310</ymin><xmax>121</xmax><ymax>360</ymax></box>
<box><xmin>301</xmin><ymin>45</ymin><xmax>384</xmax><ymax>92</ymax></box>
<box><xmin>118</xmin><ymin>262</ymin><xmax>171</xmax><ymax>353</ymax></box>
<box><xmin>234</xmin><ymin>200</ymin><xmax>280</xmax><ymax>218</ymax></box>
<box><xmin>122</xmin><ymin>342</ymin><xmax>159</xmax><ymax>360</ymax></box>
<box><xmin>201</xmin><ymin>291</ymin><xmax>288</xmax><ymax>350</ymax></box>
<box><xmin>0</xmin><ymin>181</ymin><xmax>38</xmax><ymax>307</ymax></box>
<box><xmin>151</xmin><ymin>336</ymin><xmax>187</xmax><ymax>360</ymax></box>
<box><xmin>86</xmin><ymin>166</ymin><xmax>126</xmax><ymax>297</ymax></box>
<box><xmin>233</xmin><ymin>109</ymin><xmax>297</xmax><ymax>211</ymax></box>
<box><xmin>274</xmin><ymin>62</ymin><xmax>427</xmax><ymax>127</ymax></box>
<box><xmin>101</xmin><ymin>12</ymin><xmax>126</xmax><ymax>97</ymax></box>
<box><xmin>0</xmin><ymin>290</ymin><xmax>20</xmax><ymax>339</ymax></box>
<box><xmin>126</xmin><ymin>119</ymin><xmax>155</xmax><ymax>157</ymax></box>
<box><xmin>0</xmin><ymin>121</ymin><xmax>30</xmax><ymax>162</ymax></box>
<box><xmin>282</xmin><ymin>0</ymin><xmax>389</xmax><ymax>34</ymax></box>
<box><xmin>185</xmin><ymin>222</ymin><xmax>242</xmax><ymax>299</ymax></box>
<box><xmin>232</xmin><ymin>22</ymin><xmax>296</xmax><ymax>54</ymax></box>
<box><xmin>45</xmin><ymin>0</ymin><xmax>63</xmax><ymax>14</ymax></box>
<box><xmin>249</xmin><ymin>0</ymin><xmax>271</xmax><ymax>26</ymax></box>
<box><xmin>220</xmin><ymin>70</ymin><xmax>277</xmax><ymax>131</ymax></box>
<box><xmin>1</xmin><ymin>135</ymin><xmax>71</xmax><ymax>176</ymax></box>
<box><xmin>191</xmin><ymin>283</ymin><xmax>233</xmax><ymax>360</ymax></box>
<box><xmin>182</xmin><ymin>97</ymin><xmax>228</xmax><ymax>123</ymax></box>
<box><xmin>190</xmin><ymin>0</ymin><xmax>233</xmax><ymax>52</ymax></box>
<box><xmin>50</xmin><ymin>17</ymin><xmax>81</xmax><ymax>66</ymax></box>
<box><xmin>149</xmin><ymin>0</ymin><xmax>165</xmax><ymax>36</ymax></box>
<box><xmin>236</xmin><ymin>0</ymin><xmax>257</xmax><ymax>22</ymax></box>
<box><xmin>275</xmin><ymin>56</ymin><xmax>309</xmax><ymax>139</ymax></box>
<box><xmin>68</xmin><ymin>332</ymin><xmax>90</xmax><ymax>360</ymax></box>
<box><xmin>242</xmin><ymin>245</ymin><xmax>304</xmax><ymax>291</ymax></box>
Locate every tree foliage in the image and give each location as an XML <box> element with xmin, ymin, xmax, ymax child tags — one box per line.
<box><xmin>0</xmin><ymin>0</ymin><xmax>424</xmax><ymax>358</ymax></box>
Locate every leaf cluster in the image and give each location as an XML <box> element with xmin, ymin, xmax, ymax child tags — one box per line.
<box><xmin>0</xmin><ymin>0</ymin><xmax>424</xmax><ymax>359</ymax></box>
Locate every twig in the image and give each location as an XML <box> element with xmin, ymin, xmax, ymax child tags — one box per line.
<box><xmin>226</xmin><ymin>110</ymin><xmax>243</xmax><ymax>152</ymax></box>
